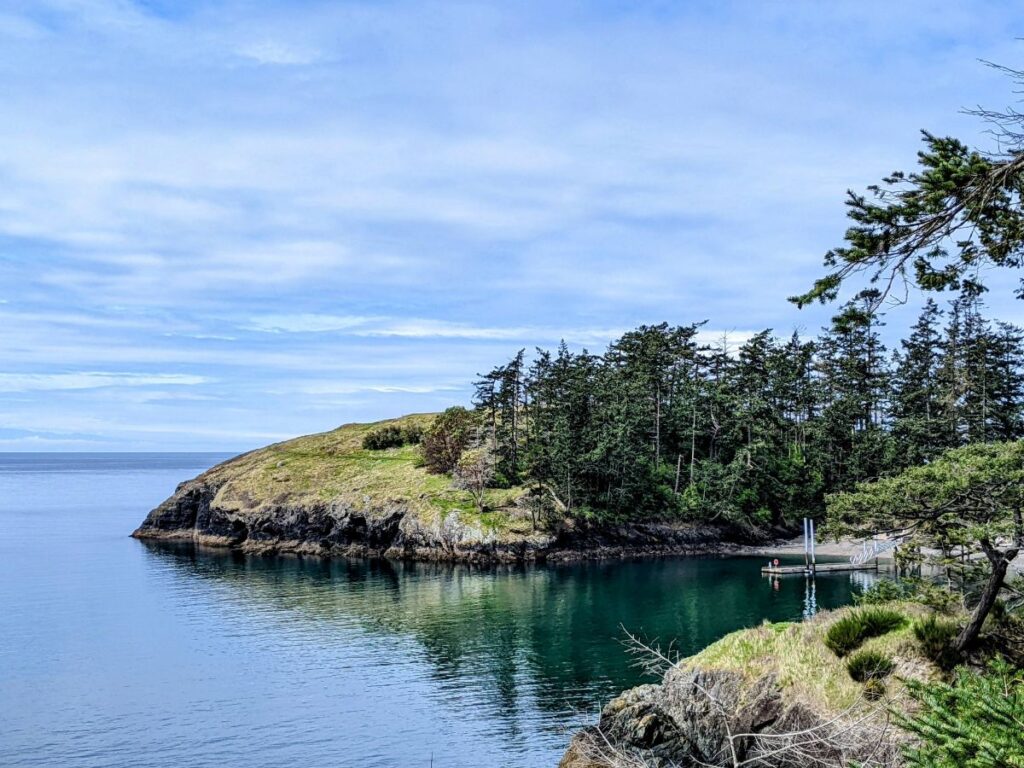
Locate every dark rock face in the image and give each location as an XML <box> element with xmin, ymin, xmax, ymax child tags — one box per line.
<box><xmin>561</xmin><ymin>667</ymin><xmax>896</xmax><ymax>768</ymax></box>
<box><xmin>133</xmin><ymin>476</ymin><xmax>413</xmax><ymax>554</ymax></box>
<box><xmin>132</xmin><ymin>475</ymin><xmax>728</xmax><ymax>563</ymax></box>
<box><xmin>142</xmin><ymin>480</ymin><xmax>219</xmax><ymax>535</ymax></box>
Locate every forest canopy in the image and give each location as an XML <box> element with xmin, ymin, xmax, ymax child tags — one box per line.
<box><xmin>405</xmin><ymin>290</ymin><xmax>1024</xmax><ymax>528</ymax></box>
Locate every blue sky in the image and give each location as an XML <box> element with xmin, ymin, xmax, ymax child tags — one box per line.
<box><xmin>2</xmin><ymin>1</ymin><xmax>1023</xmax><ymax>451</ymax></box>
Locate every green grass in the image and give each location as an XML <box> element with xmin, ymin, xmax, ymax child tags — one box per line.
<box><xmin>198</xmin><ymin>414</ymin><xmax>530</xmax><ymax>529</ymax></box>
<box><xmin>684</xmin><ymin>602</ymin><xmax>932</xmax><ymax>711</ymax></box>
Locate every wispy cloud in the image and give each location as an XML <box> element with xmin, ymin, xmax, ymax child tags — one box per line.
<box><xmin>0</xmin><ymin>0</ymin><xmax>1019</xmax><ymax>449</ymax></box>
<box><xmin>244</xmin><ymin>314</ymin><xmax>382</xmax><ymax>334</ymax></box>
<box><xmin>0</xmin><ymin>372</ymin><xmax>210</xmax><ymax>393</ymax></box>
<box><xmin>245</xmin><ymin>314</ymin><xmax>625</xmax><ymax>343</ymax></box>
<box><xmin>297</xmin><ymin>382</ymin><xmax>463</xmax><ymax>396</ymax></box>
<box><xmin>234</xmin><ymin>40</ymin><xmax>321</xmax><ymax>66</ymax></box>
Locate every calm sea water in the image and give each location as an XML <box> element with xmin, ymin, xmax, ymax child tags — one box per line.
<box><xmin>0</xmin><ymin>453</ymin><xmax>882</xmax><ymax>768</ymax></box>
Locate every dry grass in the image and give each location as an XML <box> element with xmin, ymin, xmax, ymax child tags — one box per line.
<box><xmin>683</xmin><ymin>602</ymin><xmax>938</xmax><ymax>711</ymax></box>
<box><xmin>197</xmin><ymin>414</ymin><xmax>529</xmax><ymax>531</ymax></box>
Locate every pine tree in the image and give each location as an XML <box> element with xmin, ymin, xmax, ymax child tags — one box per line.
<box><xmin>987</xmin><ymin>321</ymin><xmax>1024</xmax><ymax>441</ymax></box>
<box><xmin>891</xmin><ymin>299</ymin><xmax>953</xmax><ymax>467</ymax></box>
<box><xmin>461</xmin><ymin>301</ymin><xmax>1024</xmax><ymax>528</ymax></box>
<box><xmin>899</xmin><ymin>662</ymin><xmax>1024</xmax><ymax>768</ymax></box>
<box><xmin>814</xmin><ymin>292</ymin><xmax>893</xmax><ymax>490</ymax></box>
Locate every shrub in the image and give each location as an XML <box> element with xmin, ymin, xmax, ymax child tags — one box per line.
<box><xmin>913</xmin><ymin>615</ymin><xmax>960</xmax><ymax>670</ymax></box>
<box><xmin>400</xmin><ymin>424</ymin><xmax>424</xmax><ymax>445</ymax></box>
<box><xmin>825</xmin><ymin>607</ymin><xmax>907</xmax><ymax>656</ymax></box>
<box><xmin>853</xmin><ymin>578</ymin><xmax>958</xmax><ymax>614</ymax></box>
<box><xmin>853</xmin><ymin>579</ymin><xmax>912</xmax><ymax>605</ymax></box>
<box><xmin>421</xmin><ymin>407</ymin><xmax>475</xmax><ymax>474</ymax></box>
<box><xmin>846</xmin><ymin>649</ymin><xmax>895</xmax><ymax>682</ymax></box>
<box><xmin>825</xmin><ymin>616</ymin><xmax>866</xmax><ymax>657</ymax></box>
<box><xmin>362</xmin><ymin>425</ymin><xmax>405</xmax><ymax>450</ymax></box>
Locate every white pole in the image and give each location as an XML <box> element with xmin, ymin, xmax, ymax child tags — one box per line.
<box><xmin>810</xmin><ymin>518</ymin><xmax>817</xmax><ymax>574</ymax></box>
<box><xmin>803</xmin><ymin>518</ymin><xmax>809</xmax><ymax>571</ymax></box>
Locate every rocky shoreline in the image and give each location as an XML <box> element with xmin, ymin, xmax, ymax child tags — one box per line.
<box><xmin>559</xmin><ymin>665</ymin><xmax>898</xmax><ymax>768</ymax></box>
<box><xmin>557</xmin><ymin>602</ymin><xmax>933</xmax><ymax>768</ymax></box>
<box><xmin>131</xmin><ymin>471</ymin><xmax>756</xmax><ymax>563</ymax></box>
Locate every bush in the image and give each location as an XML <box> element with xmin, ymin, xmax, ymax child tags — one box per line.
<box><xmin>913</xmin><ymin>615</ymin><xmax>960</xmax><ymax>670</ymax></box>
<box><xmin>400</xmin><ymin>424</ymin><xmax>424</xmax><ymax>445</ymax></box>
<box><xmin>825</xmin><ymin>617</ymin><xmax>866</xmax><ymax>657</ymax></box>
<box><xmin>421</xmin><ymin>407</ymin><xmax>475</xmax><ymax>474</ymax></box>
<box><xmin>362</xmin><ymin>425</ymin><xmax>406</xmax><ymax>450</ymax></box>
<box><xmin>846</xmin><ymin>649</ymin><xmax>895</xmax><ymax>682</ymax></box>
<box><xmin>863</xmin><ymin>678</ymin><xmax>887</xmax><ymax>701</ymax></box>
<box><xmin>824</xmin><ymin>607</ymin><xmax>907</xmax><ymax>657</ymax></box>
<box><xmin>853</xmin><ymin>578</ymin><xmax>959</xmax><ymax>614</ymax></box>
<box><xmin>853</xmin><ymin>579</ymin><xmax>912</xmax><ymax>605</ymax></box>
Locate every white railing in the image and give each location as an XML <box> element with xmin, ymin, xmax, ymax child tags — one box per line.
<box><xmin>850</xmin><ymin>538</ymin><xmax>900</xmax><ymax>566</ymax></box>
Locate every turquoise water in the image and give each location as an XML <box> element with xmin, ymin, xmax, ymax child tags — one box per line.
<box><xmin>0</xmin><ymin>454</ymin><xmax>883</xmax><ymax>767</ymax></box>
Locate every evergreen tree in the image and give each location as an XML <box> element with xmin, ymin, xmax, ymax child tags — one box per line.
<box><xmin>987</xmin><ymin>320</ymin><xmax>1024</xmax><ymax>441</ymax></box>
<box><xmin>891</xmin><ymin>299</ymin><xmax>953</xmax><ymax>467</ymax></box>
<box><xmin>452</xmin><ymin>301</ymin><xmax>1024</xmax><ymax>529</ymax></box>
<box><xmin>814</xmin><ymin>292</ymin><xmax>893</xmax><ymax>491</ymax></box>
<box><xmin>473</xmin><ymin>350</ymin><xmax>526</xmax><ymax>486</ymax></box>
<box><xmin>899</xmin><ymin>661</ymin><xmax>1024</xmax><ymax>768</ymax></box>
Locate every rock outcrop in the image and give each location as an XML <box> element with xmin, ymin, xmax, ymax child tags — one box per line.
<box><xmin>132</xmin><ymin>415</ymin><xmax>731</xmax><ymax>562</ymax></box>
<box><xmin>560</xmin><ymin>608</ymin><xmax>929</xmax><ymax>768</ymax></box>
<box><xmin>561</xmin><ymin>667</ymin><xmax>853</xmax><ymax>768</ymax></box>
<box><xmin>134</xmin><ymin>470</ymin><xmax>726</xmax><ymax>561</ymax></box>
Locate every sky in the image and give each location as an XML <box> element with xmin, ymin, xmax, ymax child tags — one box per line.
<box><xmin>2</xmin><ymin>0</ymin><xmax>1024</xmax><ymax>451</ymax></box>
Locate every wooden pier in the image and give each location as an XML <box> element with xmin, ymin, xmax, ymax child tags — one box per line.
<box><xmin>761</xmin><ymin>562</ymin><xmax>879</xmax><ymax>576</ymax></box>
<box><xmin>760</xmin><ymin>517</ymin><xmax>888</xmax><ymax>576</ymax></box>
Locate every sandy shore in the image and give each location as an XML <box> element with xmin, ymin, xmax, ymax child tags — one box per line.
<box><xmin>742</xmin><ymin>536</ymin><xmax>1023</xmax><ymax>574</ymax></box>
<box><xmin>740</xmin><ymin>537</ymin><xmax>897</xmax><ymax>561</ymax></box>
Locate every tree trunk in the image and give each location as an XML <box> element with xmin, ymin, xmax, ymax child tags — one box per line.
<box><xmin>654</xmin><ymin>389</ymin><xmax>661</xmax><ymax>469</ymax></box>
<box><xmin>954</xmin><ymin>541</ymin><xmax>1018</xmax><ymax>652</ymax></box>
<box><xmin>689</xmin><ymin>406</ymin><xmax>696</xmax><ymax>485</ymax></box>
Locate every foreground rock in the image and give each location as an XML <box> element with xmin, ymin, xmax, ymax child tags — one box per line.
<box><xmin>561</xmin><ymin>606</ymin><xmax>936</xmax><ymax>767</ymax></box>
<box><xmin>132</xmin><ymin>415</ymin><xmax>737</xmax><ymax>562</ymax></box>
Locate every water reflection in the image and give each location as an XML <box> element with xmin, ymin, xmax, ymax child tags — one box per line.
<box><xmin>0</xmin><ymin>455</ymin><xmax>902</xmax><ymax>768</ymax></box>
<box><xmin>140</xmin><ymin>542</ymin><xmax>875</xmax><ymax>714</ymax></box>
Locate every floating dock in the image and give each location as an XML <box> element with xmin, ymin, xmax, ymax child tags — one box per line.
<box><xmin>761</xmin><ymin>562</ymin><xmax>879</xmax><ymax>576</ymax></box>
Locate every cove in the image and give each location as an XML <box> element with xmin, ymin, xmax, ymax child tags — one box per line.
<box><xmin>0</xmin><ymin>454</ymin><xmax>884</xmax><ymax>768</ymax></box>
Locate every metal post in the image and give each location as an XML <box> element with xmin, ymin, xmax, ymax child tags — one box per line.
<box><xmin>810</xmin><ymin>518</ymin><xmax>817</xmax><ymax>575</ymax></box>
<box><xmin>803</xmin><ymin>517</ymin><xmax>810</xmax><ymax>573</ymax></box>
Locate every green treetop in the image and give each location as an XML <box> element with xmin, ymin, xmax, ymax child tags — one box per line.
<box><xmin>827</xmin><ymin>441</ymin><xmax>1024</xmax><ymax>653</ymax></box>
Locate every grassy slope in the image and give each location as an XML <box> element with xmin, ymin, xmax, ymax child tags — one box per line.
<box><xmin>202</xmin><ymin>414</ymin><xmax>530</xmax><ymax>533</ymax></box>
<box><xmin>684</xmin><ymin>602</ymin><xmax>938</xmax><ymax>711</ymax></box>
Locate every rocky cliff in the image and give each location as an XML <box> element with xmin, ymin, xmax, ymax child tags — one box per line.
<box><xmin>132</xmin><ymin>414</ymin><xmax>727</xmax><ymax>562</ymax></box>
<box><xmin>561</xmin><ymin>605</ymin><xmax>937</xmax><ymax>767</ymax></box>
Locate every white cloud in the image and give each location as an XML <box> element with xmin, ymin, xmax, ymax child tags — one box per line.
<box><xmin>240</xmin><ymin>314</ymin><xmax>762</xmax><ymax>350</ymax></box>
<box><xmin>0</xmin><ymin>372</ymin><xmax>210</xmax><ymax>393</ymax></box>
<box><xmin>355</xmin><ymin>320</ymin><xmax>539</xmax><ymax>340</ymax></box>
<box><xmin>0</xmin><ymin>1</ymin><xmax>1019</xmax><ymax>449</ymax></box>
<box><xmin>235</xmin><ymin>40</ymin><xmax>321</xmax><ymax>66</ymax></box>
<box><xmin>244</xmin><ymin>314</ymin><xmax>381</xmax><ymax>334</ymax></box>
<box><xmin>243</xmin><ymin>314</ymin><xmax>624</xmax><ymax>343</ymax></box>
<box><xmin>298</xmin><ymin>382</ymin><xmax>462</xmax><ymax>396</ymax></box>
